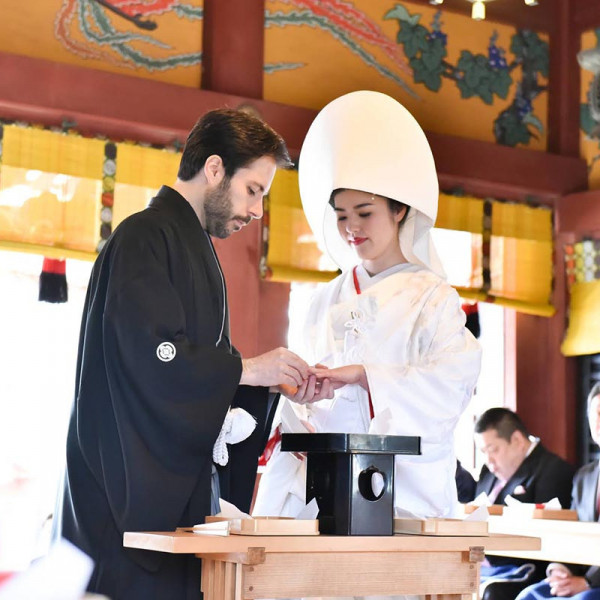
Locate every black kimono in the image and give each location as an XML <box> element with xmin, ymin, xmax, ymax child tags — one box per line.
<box><xmin>56</xmin><ymin>186</ymin><xmax>275</xmax><ymax>599</ymax></box>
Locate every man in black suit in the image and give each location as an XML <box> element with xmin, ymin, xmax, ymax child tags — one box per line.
<box><xmin>515</xmin><ymin>384</ymin><xmax>600</xmax><ymax>600</ymax></box>
<box><xmin>473</xmin><ymin>407</ymin><xmax>575</xmax><ymax>600</ymax></box>
<box><xmin>474</xmin><ymin>408</ymin><xmax>574</xmax><ymax>507</ymax></box>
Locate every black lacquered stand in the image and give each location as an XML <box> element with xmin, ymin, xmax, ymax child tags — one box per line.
<box><xmin>281</xmin><ymin>433</ymin><xmax>421</xmax><ymax>535</ymax></box>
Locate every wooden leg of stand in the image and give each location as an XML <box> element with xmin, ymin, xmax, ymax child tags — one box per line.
<box><xmin>203</xmin><ymin>559</ymin><xmax>241</xmax><ymax>600</ymax></box>
<box><xmin>235</xmin><ymin>562</ymin><xmax>243</xmax><ymax>600</ymax></box>
<box><xmin>213</xmin><ymin>560</ymin><xmax>224</xmax><ymax>600</ymax></box>
<box><xmin>223</xmin><ymin>562</ymin><xmax>234</xmax><ymax>600</ymax></box>
<box><xmin>468</xmin><ymin>545</ymin><xmax>483</xmax><ymax>600</ymax></box>
<box><xmin>201</xmin><ymin>559</ymin><xmax>214</xmax><ymax>600</ymax></box>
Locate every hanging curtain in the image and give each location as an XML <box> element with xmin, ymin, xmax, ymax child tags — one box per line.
<box><xmin>0</xmin><ymin>124</ymin><xmax>105</xmax><ymax>259</ymax></box>
<box><xmin>561</xmin><ymin>240</ymin><xmax>600</xmax><ymax>356</ymax></box>
<box><xmin>262</xmin><ymin>170</ymin><xmax>554</xmax><ymax>316</ymax></box>
<box><xmin>111</xmin><ymin>142</ymin><xmax>181</xmax><ymax>230</ymax></box>
<box><xmin>261</xmin><ymin>168</ymin><xmax>338</xmax><ymax>282</ymax></box>
<box><xmin>434</xmin><ymin>193</ymin><xmax>554</xmax><ymax>316</ymax></box>
<box><xmin>0</xmin><ymin>123</ymin><xmax>181</xmax><ymax>259</ymax></box>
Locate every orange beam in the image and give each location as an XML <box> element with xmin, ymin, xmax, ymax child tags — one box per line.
<box><xmin>427</xmin><ymin>131</ymin><xmax>588</xmax><ymax>202</ymax></box>
<box><xmin>556</xmin><ymin>190</ymin><xmax>600</xmax><ymax>233</ymax></box>
<box><xmin>573</xmin><ymin>0</ymin><xmax>600</xmax><ymax>33</ymax></box>
<box><xmin>0</xmin><ymin>51</ymin><xmax>316</xmax><ymax>157</ymax></box>
<box><xmin>0</xmin><ymin>52</ymin><xmax>587</xmax><ymax>202</ymax></box>
<box><xmin>202</xmin><ymin>0</ymin><xmax>265</xmax><ymax>98</ymax></box>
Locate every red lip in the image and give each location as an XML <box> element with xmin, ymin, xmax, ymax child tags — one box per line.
<box><xmin>349</xmin><ymin>237</ymin><xmax>367</xmax><ymax>246</ymax></box>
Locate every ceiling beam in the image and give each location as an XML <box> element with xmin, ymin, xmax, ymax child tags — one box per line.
<box><xmin>573</xmin><ymin>0</ymin><xmax>600</xmax><ymax>33</ymax></box>
<box><xmin>547</xmin><ymin>0</ymin><xmax>580</xmax><ymax>156</ymax></box>
<box><xmin>428</xmin><ymin>130</ymin><xmax>588</xmax><ymax>202</ymax></box>
<box><xmin>0</xmin><ymin>51</ymin><xmax>587</xmax><ymax>203</ymax></box>
<box><xmin>556</xmin><ymin>190</ymin><xmax>600</xmax><ymax>232</ymax></box>
<box><xmin>407</xmin><ymin>0</ymin><xmax>555</xmax><ymax>33</ymax></box>
<box><xmin>0</xmin><ymin>51</ymin><xmax>316</xmax><ymax>157</ymax></box>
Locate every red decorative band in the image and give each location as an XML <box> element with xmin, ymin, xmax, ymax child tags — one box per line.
<box><xmin>42</xmin><ymin>258</ymin><xmax>66</xmax><ymax>275</ymax></box>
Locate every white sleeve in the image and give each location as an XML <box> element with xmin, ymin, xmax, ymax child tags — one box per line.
<box><xmin>364</xmin><ymin>285</ymin><xmax>481</xmax><ymax>442</ymax></box>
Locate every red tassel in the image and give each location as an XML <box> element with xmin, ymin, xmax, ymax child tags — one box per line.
<box><xmin>39</xmin><ymin>258</ymin><xmax>68</xmax><ymax>303</ymax></box>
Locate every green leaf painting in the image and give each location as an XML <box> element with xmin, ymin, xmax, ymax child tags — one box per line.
<box><xmin>385</xmin><ymin>3</ymin><xmax>548</xmax><ymax>147</ymax></box>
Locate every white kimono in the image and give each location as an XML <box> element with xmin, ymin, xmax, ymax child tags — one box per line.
<box><xmin>253</xmin><ymin>262</ymin><xmax>481</xmax><ymax>519</ymax></box>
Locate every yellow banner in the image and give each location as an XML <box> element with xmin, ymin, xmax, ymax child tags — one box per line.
<box><xmin>2</xmin><ymin>126</ymin><xmax>104</xmax><ymax>180</ymax></box>
<box><xmin>561</xmin><ymin>280</ymin><xmax>600</xmax><ymax>356</ymax></box>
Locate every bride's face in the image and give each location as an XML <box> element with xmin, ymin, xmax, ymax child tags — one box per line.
<box><xmin>333</xmin><ymin>190</ymin><xmax>406</xmax><ymax>268</ymax></box>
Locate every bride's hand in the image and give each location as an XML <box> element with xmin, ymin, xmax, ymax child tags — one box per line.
<box><xmin>281</xmin><ymin>374</ymin><xmax>335</xmax><ymax>404</ymax></box>
<box><xmin>309</xmin><ymin>364</ymin><xmax>369</xmax><ymax>391</ymax></box>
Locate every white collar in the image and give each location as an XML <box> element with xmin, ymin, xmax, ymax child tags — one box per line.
<box><xmin>525</xmin><ymin>436</ymin><xmax>540</xmax><ymax>457</ymax></box>
<box><xmin>354</xmin><ymin>262</ymin><xmax>422</xmax><ymax>291</ymax></box>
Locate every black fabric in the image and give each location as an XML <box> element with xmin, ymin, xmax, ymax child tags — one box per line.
<box><xmin>465</xmin><ymin>310</ymin><xmax>480</xmax><ymax>338</ymax></box>
<box><xmin>455</xmin><ymin>459</ymin><xmax>476</xmax><ymax>503</ymax></box>
<box><xmin>482</xmin><ymin>575</ymin><xmax>543</xmax><ymax>600</ymax></box>
<box><xmin>571</xmin><ymin>461</ymin><xmax>599</xmax><ymax>522</ymax></box>
<box><xmin>39</xmin><ymin>271</ymin><xmax>68</xmax><ymax>303</ymax></box>
<box><xmin>474</xmin><ymin>443</ymin><xmax>575</xmax><ymax>600</ymax></box>
<box><xmin>565</xmin><ymin>461</ymin><xmax>600</xmax><ymax>586</ymax></box>
<box><xmin>56</xmin><ymin>186</ymin><xmax>271</xmax><ymax>600</ymax></box>
<box><xmin>217</xmin><ymin>389</ymin><xmax>279</xmax><ymax>512</ymax></box>
<box><xmin>586</xmin><ymin>567</ymin><xmax>600</xmax><ymax>589</ymax></box>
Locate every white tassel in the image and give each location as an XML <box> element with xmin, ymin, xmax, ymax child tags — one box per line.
<box><xmin>213</xmin><ymin>408</ymin><xmax>257</xmax><ymax>466</ymax></box>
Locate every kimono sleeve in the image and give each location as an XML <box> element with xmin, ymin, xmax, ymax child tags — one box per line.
<box><xmin>217</xmin><ymin>387</ymin><xmax>280</xmax><ymax>512</ymax></box>
<box><xmin>365</xmin><ymin>284</ymin><xmax>481</xmax><ymax>441</ymax></box>
<box><xmin>99</xmin><ymin>220</ymin><xmax>242</xmax><ymax>474</ymax></box>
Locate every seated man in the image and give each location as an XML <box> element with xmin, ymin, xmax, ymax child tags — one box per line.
<box><xmin>474</xmin><ymin>407</ymin><xmax>575</xmax><ymax>600</ymax></box>
<box><xmin>515</xmin><ymin>383</ymin><xmax>600</xmax><ymax>600</ymax></box>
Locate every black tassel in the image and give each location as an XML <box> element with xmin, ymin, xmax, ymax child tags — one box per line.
<box><xmin>462</xmin><ymin>302</ymin><xmax>480</xmax><ymax>338</ymax></box>
<box><xmin>39</xmin><ymin>258</ymin><xmax>68</xmax><ymax>303</ymax></box>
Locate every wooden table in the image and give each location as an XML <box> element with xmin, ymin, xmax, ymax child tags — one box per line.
<box><xmin>487</xmin><ymin>515</ymin><xmax>600</xmax><ymax>565</ymax></box>
<box><xmin>124</xmin><ymin>529</ymin><xmax>539</xmax><ymax>600</ymax></box>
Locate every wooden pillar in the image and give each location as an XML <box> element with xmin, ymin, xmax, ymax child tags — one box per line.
<box><xmin>202</xmin><ymin>0</ymin><xmax>265</xmax><ymax>98</ymax></box>
<box><xmin>503</xmin><ymin>309</ymin><xmax>517</xmax><ymax>413</ymax></box>
<box><xmin>573</xmin><ymin>0</ymin><xmax>600</xmax><ymax>35</ymax></box>
<box><xmin>213</xmin><ymin>222</ymin><xmax>290</xmax><ymax>359</ymax></box>
<box><xmin>547</xmin><ymin>0</ymin><xmax>580</xmax><ymax>157</ymax></box>
<box><xmin>202</xmin><ymin>0</ymin><xmax>292</xmax><ymax>357</ymax></box>
<box><xmin>509</xmin><ymin>209</ymin><xmax>577</xmax><ymax>463</ymax></box>
<box><xmin>508</xmin><ymin>191</ymin><xmax>600</xmax><ymax>464</ymax></box>
<box><xmin>532</xmin><ymin>190</ymin><xmax>600</xmax><ymax>463</ymax></box>
<box><xmin>508</xmin><ymin>0</ymin><xmax>582</xmax><ymax>462</ymax></box>
<box><xmin>512</xmin><ymin>276</ymin><xmax>576</xmax><ymax>463</ymax></box>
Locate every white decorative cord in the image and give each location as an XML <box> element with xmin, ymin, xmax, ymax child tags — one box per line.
<box><xmin>213</xmin><ymin>408</ymin><xmax>257</xmax><ymax>466</ymax></box>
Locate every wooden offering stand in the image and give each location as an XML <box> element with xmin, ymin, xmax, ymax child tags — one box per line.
<box><xmin>125</xmin><ymin>523</ymin><xmax>539</xmax><ymax>600</ymax></box>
